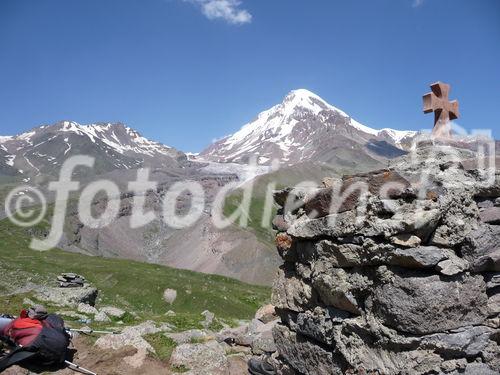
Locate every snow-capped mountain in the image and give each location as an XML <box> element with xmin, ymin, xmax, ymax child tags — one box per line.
<box><xmin>0</xmin><ymin>121</ymin><xmax>186</xmax><ymax>177</ymax></box>
<box><xmin>201</xmin><ymin>89</ymin><xmax>418</xmax><ymax>166</ymax></box>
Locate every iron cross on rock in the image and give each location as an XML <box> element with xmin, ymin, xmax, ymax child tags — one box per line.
<box><xmin>423</xmin><ymin>81</ymin><xmax>459</xmax><ymax>138</ymax></box>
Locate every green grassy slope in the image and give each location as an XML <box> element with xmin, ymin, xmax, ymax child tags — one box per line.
<box><xmin>0</xmin><ymin>214</ymin><xmax>270</xmax><ymax>326</ymax></box>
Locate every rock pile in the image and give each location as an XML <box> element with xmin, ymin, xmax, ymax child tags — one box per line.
<box><xmin>91</xmin><ymin>306</ymin><xmax>278</xmax><ymax>373</ymax></box>
<box><xmin>57</xmin><ymin>273</ymin><xmax>86</xmax><ymax>288</ymax></box>
<box><xmin>271</xmin><ymin>148</ymin><xmax>500</xmax><ymax>374</ymax></box>
<box><xmin>168</xmin><ymin>307</ymin><xmax>279</xmax><ymax>374</ymax></box>
<box><xmin>216</xmin><ymin>304</ymin><xmax>278</xmax><ymax>356</ymax></box>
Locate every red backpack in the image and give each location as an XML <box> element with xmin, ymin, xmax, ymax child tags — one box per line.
<box><xmin>5</xmin><ymin>316</ymin><xmax>43</xmax><ymax>347</ymax></box>
<box><xmin>0</xmin><ymin>313</ymin><xmax>70</xmax><ymax>371</ymax></box>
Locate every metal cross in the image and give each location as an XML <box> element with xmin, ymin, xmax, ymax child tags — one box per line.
<box><xmin>423</xmin><ymin>81</ymin><xmax>459</xmax><ymax>138</ymax></box>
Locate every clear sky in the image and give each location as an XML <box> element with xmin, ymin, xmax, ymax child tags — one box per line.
<box><xmin>0</xmin><ymin>0</ymin><xmax>499</xmax><ymax>152</ymax></box>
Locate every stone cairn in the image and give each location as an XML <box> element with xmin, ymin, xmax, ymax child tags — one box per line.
<box><xmin>270</xmin><ymin>150</ymin><xmax>500</xmax><ymax>374</ymax></box>
<box><xmin>57</xmin><ymin>273</ymin><xmax>86</xmax><ymax>288</ymax></box>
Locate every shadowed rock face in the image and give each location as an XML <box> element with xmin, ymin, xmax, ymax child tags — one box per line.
<box><xmin>270</xmin><ymin>145</ymin><xmax>500</xmax><ymax>375</ymax></box>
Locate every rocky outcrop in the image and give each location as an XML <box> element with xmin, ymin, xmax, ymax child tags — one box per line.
<box><xmin>271</xmin><ymin>147</ymin><xmax>500</xmax><ymax>374</ymax></box>
<box><xmin>90</xmin><ymin>306</ymin><xmax>277</xmax><ymax>373</ymax></box>
<box><xmin>217</xmin><ymin>316</ymin><xmax>279</xmax><ymax>356</ymax></box>
<box><xmin>170</xmin><ymin>340</ymin><xmax>229</xmax><ymax>374</ymax></box>
<box><xmin>100</xmin><ymin>306</ymin><xmax>126</xmax><ymax>319</ymax></box>
<box><xmin>34</xmin><ymin>285</ymin><xmax>98</xmax><ymax>306</ymax></box>
<box><xmin>95</xmin><ymin>321</ymin><xmax>166</xmax><ymax>368</ymax></box>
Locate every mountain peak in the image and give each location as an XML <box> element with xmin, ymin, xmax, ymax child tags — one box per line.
<box><xmin>201</xmin><ymin>88</ymin><xmax>418</xmax><ymax>164</ymax></box>
<box><xmin>0</xmin><ymin>121</ymin><xmax>185</xmax><ymax>176</ymax></box>
<box><xmin>57</xmin><ymin>120</ymin><xmax>126</xmax><ymax>132</ymax></box>
<box><xmin>281</xmin><ymin>89</ymin><xmax>353</xmax><ymax>120</ymax></box>
<box><xmin>285</xmin><ymin>88</ymin><xmax>321</xmax><ymax>100</ymax></box>
<box><xmin>281</xmin><ymin>89</ymin><xmax>331</xmax><ymax>114</ymax></box>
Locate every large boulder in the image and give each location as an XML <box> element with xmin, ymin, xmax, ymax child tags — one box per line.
<box><xmin>373</xmin><ymin>271</ymin><xmax>488</xmax><ymax>335</ymax></box>
<box><xmin>247</xmin><ymin>319</ymin><xmax>278</xmax><ymax>355</ymax></box>
<box><xmin>303</xmin><ymin>169</ymin><xmax>411</xmax><ymax>218</ymax></box>
<box><xmin>388</xmin><ymin>246</ymin><xmax>450</xmax><ymax>268</ymax></box>
<box><xmin>77</xmin><ymin>303</ymin><xmax>98</xmax><ymax>315</ymax></box>
<box><xmin>311</xmin><ymin>266</ymin><xmax>372</xmax><ymax>315</ymax></box>
<box><xmin>168</xmin><ymin>329</ymin><xmax>210</xmax><ymax>345</ymax></box>
<box><xmin>273</xmin><ymin>323</ymin><xmax>343</xmax><ymax>375</ymax></box>
<box><xmin>271</xmin><ymin>265</ymin><xmax>315</xmax><ymax>313</ymax></box>
<box><xmin>480</xmin><ymin>207</ymin><xmax>500</xmax><ymax>224</ymax></box>
<box><xmin>287</xmin><ymin>205</ymin><xmax>442</xmax><ymax>241</ymax></box>
<box><xmin>35</xmin><ymin>285</ymin><xmax>98</xmax><ymax>306</ymax></box>
<box><xmin>461</xmin><ymin>224</ymin><xmax>500</xmax><ymax>264</ymax></box>
<box><xmin>255</xmin><ymin>304</ymin><xmax>277</xmax><ymax>324</ymax></box>
<box><xmin>100</xmin><ymin>306</ymin><xmax>126</xmax><ymax>319</ymax></box>
<box><xmin>94</xmin><ymin>311</ymin><xmax>111</xmax><ymax>322</ymax></box>
<box><xmin>95</xmin><ymin>321</ymin><xmax>161</xmax><ymax>368</ymax></box>
<box><xmin>216</xmin><ymin>318</ymin><xmax>278</xmax><ymax>356</ymax></box>
<box><xmin>95</xmin><ymin>321</ymin><xmax>160</xmax><ymax>352</ymax></box>
<box><xmin>170</xmin><ymin>340</ymin><xmax>229</xmax><ymax>374</ymax></box>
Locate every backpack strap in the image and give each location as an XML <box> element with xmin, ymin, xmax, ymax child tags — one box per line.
<box><xmin>0</xmin><ymin>333</ymin><xmax>16</xmax><ymax>348</ymax></box>
<box><xmin>0</xmin><ymin>347</ymin><xmax>37</xmax><ymax>371</ymax></box>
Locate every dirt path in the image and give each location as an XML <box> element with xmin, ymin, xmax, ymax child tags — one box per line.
<box><xmin>2</xmin><ymin>337</ymin><xmax>171</xmax><ymax>375</ymax></box>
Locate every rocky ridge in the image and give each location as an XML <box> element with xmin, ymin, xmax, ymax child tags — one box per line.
<box><xmin>270</xmin><ymin>144</ymin><xmax>500</xmax><ymax>374</ymax></box>
<box><xmin>0</xmin><ymin>121</ymin><xmax>187</xmax><ymax>178</ymax></box>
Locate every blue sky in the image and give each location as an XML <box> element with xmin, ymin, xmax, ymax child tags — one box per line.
<box><xmin>0</xmin><ymin>0</ymin><xmax>499</xmax><ymax>152</ymax></box>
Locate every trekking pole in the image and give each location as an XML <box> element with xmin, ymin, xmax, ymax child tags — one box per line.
<box><xmin>65</xmin><ymin>360</ymin><xmax>98</xmax><ymax>375</ymax></box>
<box><xmin>66</xmin><ymin>328</ymin><xmax>119</xmax><ymax>335</ymax></box>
